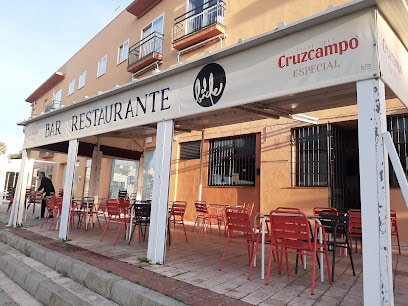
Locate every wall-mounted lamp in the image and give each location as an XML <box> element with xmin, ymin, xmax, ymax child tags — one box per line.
<box><xmin>289</xmin><ymin>113</ymin><xmax>319</xmax><ymax>124</ymax></box>
<box><xmin>152</xmin><ymin>62</ymin><xmax>161</xmax><ymax>75</ymax></box>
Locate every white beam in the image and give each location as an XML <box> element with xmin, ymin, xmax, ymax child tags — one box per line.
<box><xmin>357</xmin><ymin>79</ymin><xmax>393</xmax><ymax>306</ymax></box>
<box><xmin>383</xmin><ymin>132</ymin><xmax>408</xmax><ymax>207</ymax></box>
<box><xmin>147</xmin><ymin>120</ymin><xmax>174</xmax><ymax>264</ymax></box>
<box><xmin>58</xmin><ymin>139</ymin><xmax>78</xmax><ymax>240</ymax></box>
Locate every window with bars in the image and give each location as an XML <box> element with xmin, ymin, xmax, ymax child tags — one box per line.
<box><xmin>208</xmin><ymin>134</ymin><xmax>256</xmax><ymax>186</ymax></box>
<box><xmin>387</xmin><ymin>114</ymin><xmax>408</xmax><ymax>187</ymax></box>
<box><xmin>292</xmin><ymin>125</ymin><xmax>328</xmax><ymax>186</ymax></box>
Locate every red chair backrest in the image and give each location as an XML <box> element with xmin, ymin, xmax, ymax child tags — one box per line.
<box><xmin>54</xmin><ymin>197</ymin><xmax>63</xmax><ymax>211</ymax></box>
<box><xmin>45</xmin><ymin>196</ymin><xmax>56</xmax><ymax>209</ymax></box>
<box><xmin>225</xmin><ymin>207</ymin><xmax>254</xmax><ymax>239</ymax></box>
<box><xmin>194</xmin><ymin>201</ymin><xmax>208</xmax><ymax>214</ymax></box>
<box><xmin>106</xmin><ymin>199</ymin><xmax>121</xmax><ymax>216</ymax></box>
<box><xmin>171</xmin><ymin>201</ymin><xmax>187</xmax><ymax>217</ymax></box>
<box><xmin>390</xmin><ymin>209</ymin><xmax>398</xmax><ymax>231</ymax></box>
<box><xmin>270</xmin><ymin>208</ymin><xmax>313</xmax><ymax>251</ymax></box>
<box><xmin>348</xmin><ymin>209</ymin><xmax>362</xmax><ymax>234</ymax></box>
<box><xmin>390</xmin><ymin>209</ymin><xmax>397</xmax><ymax>222</ymax></box>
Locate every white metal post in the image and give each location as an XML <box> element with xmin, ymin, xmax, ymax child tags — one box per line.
<box><xmin>8</xmin><ymin>150</ymin><xmax>31</xmax><ymax>227</ymax></box>
<box><xmin>58</xmin><ymin>139</ymin><xmax>78</xmax><ymax>240</ymax></box>
<box><xmin>147</xmin><ymin>120</ymin><xmax>174</xmax><ymax>264</ymax></box>
<box><xmin>357</xmin><ymin>79</ymin><xmax>393</xmax><ymax>306</ymax></box>
<box><xmin>198</xmin><ymin>129</ymin><xmax>204</xmax><ymax>201</ymax></box>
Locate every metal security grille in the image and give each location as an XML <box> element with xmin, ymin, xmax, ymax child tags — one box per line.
<box><xmin>180</xmin><ymin>141</ymin><xmax>201</xmax><ymax>160</ymax></box>
<box><xmin>388</xmin><ymin>114</ymin><xmax>408</xmax><ymax>187</ymax></box>
<box><xmin>208</xmin><ymin>134</ymin><xmax>256</xmax><ymax>186</ymax></box>
<box><xmin>292</xmin><ymin>125</ymin><xmax>328</xmax><ymax>186</ymax></box>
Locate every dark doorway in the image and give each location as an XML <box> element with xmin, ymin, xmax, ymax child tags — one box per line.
<box><xmin>328</xmin><ymin>121</ymin><xmax>360</xmax><ymax>211</ymax></box>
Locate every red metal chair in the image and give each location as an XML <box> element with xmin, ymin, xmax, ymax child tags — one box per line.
<box><xmin>49</xmin><ymin>197</ymin><xmax>63</xmax><ymax>231</ymax></box>
<box><xmin>219</xmin><ymin>207</ymin><xmax>259</xmax><ymax>272</ymax></box>
<box><xmin>238</xmin><ymin>202</ymin><xmax>255</xmax><ymax>217</ymax></box>
<box><xmin>390</xmin><ymin>210</ymin><xmax>401</xmax><ymax>255</ymax></box>
<box><xmin>70</xmin><ymin>199</ymin><xmax>85</xmax><ymax>229</ymax></box>
<box><xmin>266</xmin><ymin>207</ymin><xmax>332</xmax><ymax>295</ymax></box>
<box><xmin>207</xmin><ymin>205</ymin><xmax>227</xmax><ymax>235</ymax></box>
<box><xmin>40</xmin><ymin>196</ymin><xmax>56</xmax><ymax>229</ymax></box>
<box><xmin>169</xmin><ymin>201</ymin><xmax>188</xmax><ymax>241</ymax></box>
<box><xmin>6</xmin><ymin>193</ymin><xmax>14</xmax><ymax>213</ymax></box>
<box><xmin>96</xmin><ymin>198</ymin><xmax>108</xmax><ymax>223</ymax></box>
<box><xmin>100</xmin><ymin>199</ymin><xmax>131</xmax><ymax>244</ymax></box>
<box><xmin>192</xmin><ymin>200</ymin><xmax>210</xmax><ymax>233</ymax></box>
<box><xmin>348</xmin><ymin>209</ymin><xmax>362</xmax><ymax>253</ymax></box>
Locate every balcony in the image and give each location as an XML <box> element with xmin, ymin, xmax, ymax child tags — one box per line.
<box><xmin>44</xmin><ymin>100</ymin><xmax>61</xmax><ymax>113</ymax></box>
<box><xmin>127</xmin><ymin>32</ymin><xmax>164</xmax><ymax>74</ymax></box>
<box><xmin>173</xmin><ymin>0</ymin><xmax>226</xmax><ymax>51</ymax></box>
<box><xmin>126</xmin><ymin>0</ymin><xmax>162</xmax><ymax>19</ymax></box>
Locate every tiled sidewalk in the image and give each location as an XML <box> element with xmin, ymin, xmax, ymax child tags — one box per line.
<box><xmin>2</xmin><ymin>202</ymin><xmax>408</xmax><ymax>305</ymax></box>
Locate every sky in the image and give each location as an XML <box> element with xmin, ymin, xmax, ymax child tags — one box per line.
<box><xmin>0</xmin><ymin>0</ymin><xmax>134</xmax><ymax>158</ymax></box>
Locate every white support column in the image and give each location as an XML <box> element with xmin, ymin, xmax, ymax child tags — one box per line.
<box><xmin>147</xmin><ymin>120</ymin><xmax>174</xmax><ymax>264</ymax></box>
<box><xmin>8</xmin><ymin>150</ymin><xmax>32</xmax><ymax>227</ymax></box>
<box><xmin>198</xmin><ymin>129</ymin><xmax>205</xmax><ymax>201</ymax></box>
<box><xmin>88</xmin><ymin>146</ymin><xmax>102</xmax><ymax>203</ymax></box>
<box><xmin>58</xmin><ymin>139</ymin><xmax>78</xmax><ymax>240</ymax></box>
<box><xmin>357</xmin><ymin>79</ymin><xmax>393</xmax><ymax>306</ymax></box>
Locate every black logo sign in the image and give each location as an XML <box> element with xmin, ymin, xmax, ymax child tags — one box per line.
<box><xmin>193</xmin><ymin>63</ymin><xmax>226</xmax><ymax>107</ymax></box>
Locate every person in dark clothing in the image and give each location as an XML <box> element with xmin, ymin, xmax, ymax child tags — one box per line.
<box><xmin>37</xmin><ymin>171</ymin><xmax>55</xmax><ymax>218</ymax></box>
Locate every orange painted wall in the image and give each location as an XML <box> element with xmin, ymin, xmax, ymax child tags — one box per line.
<box><xmin>24</xmin><ymin>0</ymin><xmax>408</xmax><ymax>246</ymax></box>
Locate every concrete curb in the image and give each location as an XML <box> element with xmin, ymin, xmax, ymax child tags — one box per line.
<box><xmin>0</xmin><ymin>253</ymin><xmax>93</xmax><ymax>306</ymax></box>
<box><xmin>0</xmin><ymin>229</ymin><xmax>185</xmax><ymax>306</ymax></box>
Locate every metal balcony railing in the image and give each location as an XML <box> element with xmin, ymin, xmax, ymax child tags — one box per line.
<box><xmin>128</xmin><ymin>31</ymin><xmax>164</xmax><ymax>69</ymax></box>
<box><xmin>44</xmin><ymin>100</ymin><xmax>61</xmax><ymax>113</ymax></box>
<box><xmin>173</xmin><ymin>0</ymin><xmax>226</xmax><ymax>42</ymax></box>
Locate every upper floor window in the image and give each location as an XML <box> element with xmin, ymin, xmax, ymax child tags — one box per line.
<box><xmin>53</xmin><ymin>88</ymin><xmax>62</xmax><ymax>104</ymax></box>
<box><xmin>187</xmin><ymin>0</ymin><xmax>218</xmax><ymax>33</ymax></box>
<box><xmin>97</xmin><ymin>55</ymin><xmax>107</xmax><ymax>77</ymax></box>
<box><xmin>68</xmin><ymin>79</ymin><xmax>75</xmax><ymax>95</ymax></box>
<box><xmin>78</xmin><ymin>71</ymin><xmax>87</xmax><ymax>89</ymax></box>
<box><xmin>141</xmin><ymin>15</ymin><xmax>164</xmax><ymax>58</ymax></box>
<box><xmin>45</xmin><ymin>89</ymin><xmax>61</xmax><ymax>112</ymax></box>
<box><xmin>208</xmin><ymin>134</ymin><xmax>256</xmax><ymax>186</ymax></box>
<box><xmin>291</xmin><ymin>125</ymin><xmax>328</xmax><ymax>187</ymax></box>
<box><xmin>117</xmin><ymin>40</ymin><xmax>129</xmax><ymax>64</ymax></box>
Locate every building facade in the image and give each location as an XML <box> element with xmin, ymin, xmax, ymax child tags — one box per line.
<box><xmin>15</xmin><ymin>1</ymin><xmax>408</xmax><ymax>303</ymax></box>
<box><xmin>22</xmin><ymin>0</ymin><xmax>408</xmax><ymax>241</ymax></box>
